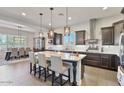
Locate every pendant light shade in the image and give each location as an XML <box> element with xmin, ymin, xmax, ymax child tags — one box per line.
<box><xmin>49</xmin><ymin>8</ymin><xmax>54</xmax><ymax>38</ymax></box>
<box><xmin>39</xmin><ymin>13</ymin><xmax>43</xmax><ymax>37</ymax></box>
<box><xmin>64</xmin><ymin>7</ymin><xmax>70</xmax><ymax>36</ymax></box>
<box><xmin>64</xmin><ymin>26</ymin><xmax>70</xmax><ymax>35</ymax></box>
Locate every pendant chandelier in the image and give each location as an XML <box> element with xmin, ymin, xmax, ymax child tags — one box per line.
<box><xmin>64</xmin><ymin>7</ymin><xmax>70</xmax><ymax>36</ymax></box>
<box><xmin>39</xmin><ymin>13</ymin><xmax>43</xmax><ymax>37</ymax></box>
<box><xmin>49</xmin><ymin>7</ymin><xmax>54</xmax><ymax>38</ymax></box>
<box><xmin>17</xmin><ymin>25</ymin><xmax>21</xmax><ymax>47</ymax></box>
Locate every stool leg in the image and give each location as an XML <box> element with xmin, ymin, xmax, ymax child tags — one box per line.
<box><xmin>30</xmin><ymin>63</ymin><xmax>32</xmax><ymax>74</ymax></box>
<box><xmin>68</xmin><ymin>68</ymin><xmax>71</xmax><ymax>83</ymax></box>
<box><xmin>44</xmin><ymin>68</ymin><xmax>47</xmax><ymax>81</ymax></box>
<box><xmin>60</xmin><ymin>74</ymin><xmax>63</xmax><ymax>86</ymax></box>
<box><xmin>52</xmin><ymin>71</ymin><xmax>55</xmax><ymax>86</ymax></box>
<box><xmin>34</xmin><ymin>64</ymin><xmax>36</xmax><ymax>76</ymax></box>
<box><xmin>39</xmin><ymin>66</ymin><xmax>41</xmax><ymax>79</ymax></box>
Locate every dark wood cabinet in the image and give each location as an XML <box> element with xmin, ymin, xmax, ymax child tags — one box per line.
<box><xmin>53</xmin><ymin>33</ymin><xmax>62</xmax><ymax>45</ymax></box>
<box><xmin>84</xmin><ymin>53</ymin><xmax>101</xmax><ymax>67</ymax></box>
<box><xmin>76</xmin><ymin>30</ymin><xmax>85</xmax><ymax>45</ymax></box>
<box><xmin>113</xmin><ymin>20</ymin><xmax>124</xmax><ymax>45</ymax></box>
<box><xmin>101</xmin><ymin>26</ymin><xmax>114</xmax><ymax>45</ymax></box>
<box><xmin>48</xmin><ymin>33</ymin><xmax>62</xmax><ymax>45</ymax></box>
<box><xmin>84</xmin><ymin>53</ymin><xmax>118</xmax><ymax>71</ymax></box>
<box><xmin>101</xmin><ymin>54</ymin><xmax>110</xmax><ymax>68</ymax></box>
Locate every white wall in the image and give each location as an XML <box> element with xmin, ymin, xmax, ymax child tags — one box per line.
<box><xmin>0</xmin><ymin>26</ymin><xmax>34</xmax><ymax>49</ymax></box>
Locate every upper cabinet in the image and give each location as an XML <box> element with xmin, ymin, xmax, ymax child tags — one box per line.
<box><xmin>76</xmin><ymin>30</ymin><xmax>86</xmax><ymax>45</ymax></box>
<box><xmin>113</xmin><ymin>20</ymin><xmax>124</xmax><ymax>45</ymax></box>
<box><xmin>53</xmin><ymin>33</ymin><xmax>62</xmax><ymax>45</ymax></box>
<box><xmin>101</xmin><ymin>26</ymin><xmax>114</xmax><ymax>45</ymax></box>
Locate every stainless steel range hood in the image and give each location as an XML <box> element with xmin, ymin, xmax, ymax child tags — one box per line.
<box><xmin>87</xmin><ymin>18</ymin><xmax>99</xmax><ymax>51</ymax></box>
<box><xmin>87</xmin><ymin>18</ymin><xmax>98</xmax><ymax>43</ymax></box>
<box><xmin>89</xmin><ymin>18</ymin><xmax>97</xmax><ymax>39</ymax></box>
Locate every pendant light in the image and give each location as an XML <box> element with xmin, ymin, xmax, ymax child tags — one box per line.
<box><xmin>64</xmin><ymin>7</ymin><xmax>70</xmax><ymax>36</ymax></box>
<box><xmin>49</xmin><ymin>7</ymin><xmax>54</xmax><ymax>38</ymax></box>
<box><xmin>39</xmin><ymin>13</ymin><xmax>43</xmax><ymax>37</ymax></box>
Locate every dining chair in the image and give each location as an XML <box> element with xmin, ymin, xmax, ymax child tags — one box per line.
<box><xmin>19</xmin><ymin>48</ymin><xmax>25</xmax><ymax>58</ymax></box>
<box><xmin>50</xmin><ymin>56</ymin><xmax>71</xmax><ymax>86</ymax></box>
<box><xmin>29</xmin><ymin>52</ymin><xmax>37</xmax><ymax>76</ymax></box>
<box><xmin>37</xmin><ymin>53</ymin><xmax>51</xmax><ymax>81</ymax></box>
<box><xmin>11</xmin><ymin>48</ymin><xmax>19</xmax><ymax>59</ymax></box>
<box><xmin>25</xmin><ymin>47</ymin><xmax>31</xmax><ymax>57</ymax></box>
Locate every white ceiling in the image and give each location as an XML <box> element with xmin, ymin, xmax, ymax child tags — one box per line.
<box><xmin>0</xmin><ymin>7</ymin><xmax>122</xmax><ymax>32</ymax></box>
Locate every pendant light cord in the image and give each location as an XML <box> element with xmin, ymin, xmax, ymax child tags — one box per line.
<box><xmin>40</xmin><ymin>13</ymin><xmax>43</xmax><ymax>32</ymax></box>
<box><xmin>66</xmin><ymin>7</ymin><xmax>68</xmax><ymax>27</ymax></box>
<box><xmin>50</xmin><ymin>8</ymin><xmax>53</xmax><ymax>30</ymax></box>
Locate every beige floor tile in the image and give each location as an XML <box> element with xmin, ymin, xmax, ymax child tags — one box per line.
<box><xmin>0</xmin><ymin>61</ymin><xmax>119</xmax><ymax>86</ymax></box>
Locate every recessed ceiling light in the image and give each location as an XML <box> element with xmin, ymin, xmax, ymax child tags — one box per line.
<box><xmin>22</xmin><ymin>12</ymin><xmax>26</xmax><ymax>16</ymax></box>
<box><xmin>102</xmin><ymin>7</ymin><xmax>108</xmax><ymax>10</ymax></box>
<box><xmin>68</xmin><ymin>17</ymin><xmax>71</xmax><ymax>20</ymax></box>
<box><xmin>49</xmin><ymin>23</ymin><xmax>51</xmax><ymax>26</ymax></box>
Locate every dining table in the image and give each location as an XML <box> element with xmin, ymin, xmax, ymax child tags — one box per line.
<box><xmin>34</xmin><ymin>51</ymin><xmax>86</xmax><ymax>86</ymax></box>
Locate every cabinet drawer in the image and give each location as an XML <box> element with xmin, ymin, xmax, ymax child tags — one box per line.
<box><xmin>84</xmin><ymin>59</ymin><xmax>101</xmax><ymax>67</ymax></box>
<box><xmin>86</xmin><ymin>53</ymin><xmax>101</xmax><ymax>61</ymax></box>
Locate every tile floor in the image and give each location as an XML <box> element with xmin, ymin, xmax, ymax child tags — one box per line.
<box><xmin>0</xmin><ymin>61</ymin><xmax>119</xmax><ymax>86</ymax></box>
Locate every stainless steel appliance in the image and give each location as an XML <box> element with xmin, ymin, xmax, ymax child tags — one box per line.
<box><xmin>117</xmin><ymin>33</ymin><xmax>124</xmax><ymax>86</ymax></box>
<box><xmin>33</xmin><ymin>37</ymin><xmax>45</xmax><ymax>52</ymax></box>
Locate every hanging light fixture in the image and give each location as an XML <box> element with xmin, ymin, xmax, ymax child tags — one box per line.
<box><xmin>49</xmin><ymin>7</ymin><xmax>54</xmax><ymax>38</ymax></box>
<box><xmin>39</xmin><ymin>13</ymin><xmax>43</xmax><ymax>37</ymax></box>
<box><xmin>16</xmin><ymin>25</ymin><xmax>21</xmax><ymax>47</ymax></box>
<box><xmin>64</xmin><ymin>7</ymin><xmax>70</xmax><ymax>36</ymax></box>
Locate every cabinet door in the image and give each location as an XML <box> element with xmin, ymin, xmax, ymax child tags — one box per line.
<box><xmin>110</xmin><ymin>55</ymin><xmax>119</xmax><ymax>70</ymax></box>
<box><xmin>53</xmin><ymin>33</ymin><xmax>62</xmax><ymax>45</ymax></box>
<box><xmin>113</xmin><ymin>20</ymin><xmax>124</xmax><ymax>45</ymax></box>
<box><xmin>101</xmin><ymin>54</ymin><xmax>110</xmax><ymax>68</ymax></box>
<box><xmin>101</xmin><ymin>27</ymin><xmax>114</xmax><ymax>45</ymax></box>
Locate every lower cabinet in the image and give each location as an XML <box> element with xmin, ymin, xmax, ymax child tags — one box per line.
<box><xmin>84</xmin><ymin>53</ymin><xmax>119</xmax><ymax>71</ymax></box>
<box><xmin>101</xmin><ymin>54</ymin><xmax>110</xmax><ymax>68</ymax></box>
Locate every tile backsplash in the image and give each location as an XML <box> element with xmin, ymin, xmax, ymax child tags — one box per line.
<box><xmin>47</xmin><ymin>45</ymin><xmax>120</xmax><ymax>54</ymax></box>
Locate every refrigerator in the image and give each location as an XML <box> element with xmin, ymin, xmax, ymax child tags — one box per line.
<box><xmin>117</xmin><ymin>32</ymin><xmax>124</xmax><ymax>85</ymax></box>
<box><xmin>33</xmin><ymin>37</ymin><xmax>45</xmax><ymax>51</ymax></box>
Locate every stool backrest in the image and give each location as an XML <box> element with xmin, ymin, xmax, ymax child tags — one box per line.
<box><xmin>50</xmin><ymin>56</ymin><xmax>62</xmax><ymax>73</ymax></box>
<box><xmin>12</xmin><ymin>48</ymin><xmax>18</xmax><ymax>57</ymax></box>
<box><xmin>29</xmin><ymin>52</ymin><xmax>36</xmax><ymax>65</ymax></box>
<box><xmin>25</xmin><ymin>47</ymin><xmax>31</xmax><ymax>55</ymax></box>
<box><xmin>19</xmin><ymin>48</ymin><xmax>25</xmax><ymax>56</ymax></box>
<box><xmin>38</xmin><ymin>53</ymin><xmax>46</xmax><ymax>68</ymax></box>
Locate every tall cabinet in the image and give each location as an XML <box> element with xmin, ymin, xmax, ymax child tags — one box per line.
<box><xmin>113</xmin><ymin>20</ymin><xmax>124</xmax><ymax>45</ymax></box>
<box><xmin>101</xmin><ymin>26</ymin><xmax>114</xmax><ymax>45</ymax></box>
<box><xmin>33</xmin><ymin>37</ymin><xmax>45</xmax><ymax>52</ymax></box>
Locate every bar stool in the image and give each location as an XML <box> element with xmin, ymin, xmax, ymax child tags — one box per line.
<box><xmin>29</xmin><ymin>52</ymin><xmax>37</xmax><ymax>76</ymax></box>
<box><xmin>50</xmin><ymin>56</ymin><xmax>71</xmax><ymax>86</ymax></box>
<box><xmin>37</xmin><ymin>53</ymin><xmax>51</xmax><ymax>81</ymax></box>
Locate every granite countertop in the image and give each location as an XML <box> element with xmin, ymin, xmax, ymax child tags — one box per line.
<box><xmin>46</xmin><ymin>49</ymin><xmax>119</xmax><ymax>56</ymax></box>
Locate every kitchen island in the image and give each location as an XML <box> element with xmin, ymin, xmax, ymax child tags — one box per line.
<box><xmin>35</xmin><ymin>51</ymin><xmax>86</xmax><ymax>86</ymax></box>
<box><xmin>45</xmin><ymin>49</ymin><xmax>119</xmax><ymax>71</ymax></box>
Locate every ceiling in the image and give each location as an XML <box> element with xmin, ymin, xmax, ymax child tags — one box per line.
<box><xmin>0</xmin><ymin>7</ymin><xmax>122</xmax><ymax>32</ymax></box>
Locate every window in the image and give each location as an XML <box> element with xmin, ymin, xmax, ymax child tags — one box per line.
<box><xmin>64</xmin><ymin>32</ymin><xmax>75</xmax><ymax>45</ymax></box>
<box><xmin>0</xmin><ymin>33</ymin><xmax>27</xmax><ymax>51</ymax></box>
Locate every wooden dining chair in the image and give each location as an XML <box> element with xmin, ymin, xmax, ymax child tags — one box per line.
<box><xmin>50</xmin><ymin>56</ymin><xmax>71</xmax><ymax>86</ymax></box>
